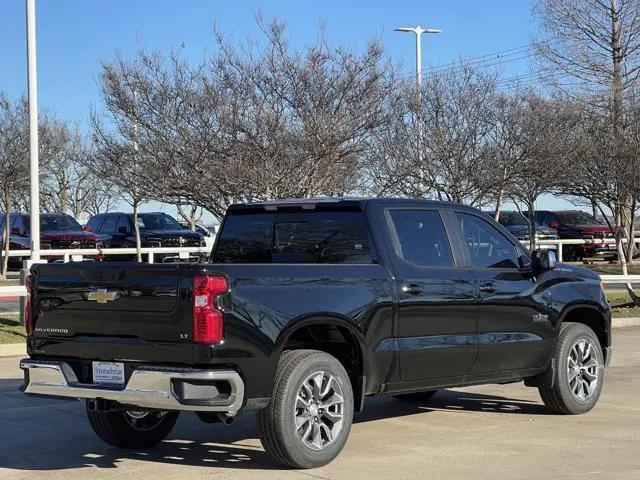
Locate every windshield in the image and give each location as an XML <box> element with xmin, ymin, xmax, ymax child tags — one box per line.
<box><xmin>499</xmin><ymin>212</ymin><xmax>531</xmax><ymax>227</ymax></box>
<box><xmin>39</xmin><ymin>215</ymin><xmax>83</xmax><ymax>232</ymax></box>
<box><xmin>555</xmin><ymin>211</ymin><xmax>602</xmax><ymax>226</ymax></box>
<box><xmin>136</xmin><ymin>213</ymin><xmax>184</xmax><ymax>231</ymax></box>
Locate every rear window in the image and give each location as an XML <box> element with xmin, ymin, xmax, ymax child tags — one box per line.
<box><xmin>212</xmin><ymin>211</ymin><xmax>372</xmax><ymax>264</ymax></box>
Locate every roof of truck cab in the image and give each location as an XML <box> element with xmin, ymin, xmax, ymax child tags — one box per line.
<box><xmin>227</xmin><ymin>197</ymin><xmax>479</xmax><ymax>213</ymax></box>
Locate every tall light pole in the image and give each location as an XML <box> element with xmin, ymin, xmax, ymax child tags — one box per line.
<box><xmin>395</xmin><ymin>25</ymin><xmax>441</xmax><ymax>192</ymax></box>
<box><xmin>395</xmin><ymin>26</ymin><xmax>441</xmax><ymax>103</ymax></box>
<box><xmin>26</xmin><ymin>0</ymin><xmax>40</xmax><ymax>263</ymax></box>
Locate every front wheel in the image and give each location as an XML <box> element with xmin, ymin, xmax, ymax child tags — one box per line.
<box><xmin>538</xmin><ymin>322</ymin><xmax>604</xmax><ymax>414</ymax></box>
<box><xmin>257</xmin><ymin>349</ymin><xmax>354</xmax><ymax>469</ymax></box>
<box><xmin>86</xmin><ymin>404</ymin><xmax>180</xmax><ymax>449</ymax></box>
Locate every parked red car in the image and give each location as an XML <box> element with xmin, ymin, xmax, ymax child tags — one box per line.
<box><xmin>0</xmin><ymin>213</ymin><xmax>99</xmax><ymax>268</ymax></box>
<box><xmin>532</xmin><ymin>210</ymin><xmax>616</xmax><ymax>261</ymax></box>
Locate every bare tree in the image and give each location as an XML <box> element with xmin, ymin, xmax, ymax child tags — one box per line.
<box><xmin>176</xmin><ymin>204</ymin><xmax>203</xmax><ymax>230</ymax></box>
<box><xmin>94</xmin><ymin>19</ymin><xmax>396</xmax><ymax>218</ymax></box>
<box><xmin>484</xmin><ymin>92</ymin><xmax>532</xmax><ymax>221</ymax></box>
<box><xmin>84</xmin><ymin>180</ymin><xmax>121</xmax><ymax>216</ymax></box>
<box><xmin>366</xmin><ymin>64</ymin><xmax>498</xmax><ymax>206</ymax></box>
<box><xmin>534</xmin><ymin>0</ymin><xmax>640</xmax><ymax>264</ymax></box>
<box><xmin>89</xmin><ymin>106</ymin><xmax>150</xmax><ymax>262</ymax></box>
<box><xmin>0</xmin><ymin>94</ymin><xmax>28</xmax><ymax>279</ymax></box>
<box><xmin>0</xmin><ymin>94</ymin><xmax>71</xmax><ymax>277</ymax></box>
<box><xmin>40</xmin><ymin>125</ymin><xmax>97</xmax><ymax>218</ymax></box>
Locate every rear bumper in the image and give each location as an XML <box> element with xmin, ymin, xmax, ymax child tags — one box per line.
<box><xmin>20</xmin><ymin>359</ymin><xmax>244</xmax><ymax>415</ymax></box>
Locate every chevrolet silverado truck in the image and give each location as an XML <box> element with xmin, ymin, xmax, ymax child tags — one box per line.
<box><xmin>19</xmin><ymin>198</ymin><xmax>612</xmax><ymax>469</ymax></box>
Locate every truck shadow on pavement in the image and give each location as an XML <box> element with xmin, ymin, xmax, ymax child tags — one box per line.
<box><xmin>0</xmin><ymin>387</ymin><xmax>550</xmax><ymax>472</ymax></box>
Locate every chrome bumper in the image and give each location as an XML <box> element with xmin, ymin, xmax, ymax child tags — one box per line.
<box><xmin>20</xmin><ymin>359</ymin><xmax>244</xmax><ymax>415</ymax></box>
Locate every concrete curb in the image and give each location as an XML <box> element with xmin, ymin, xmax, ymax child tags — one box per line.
<box><xmin>0</xmin><ymin>343</ymin><xmax>26</xmax><ymax>358</ymax></box>
<box><xmin>612</xmin><ymin>317</ymin><xmax>640</xmax><ymax>328</ymax></box>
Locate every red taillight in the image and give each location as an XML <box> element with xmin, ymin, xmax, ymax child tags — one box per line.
<box><xmin>24</xmin><ymin>275</ymin><xmax>33</xmax><ymax>335</ymax></box>
<box><xmin>192</xmin><ymin>275</ymin><xmax>228</xmax><ymax>344</ymax></box>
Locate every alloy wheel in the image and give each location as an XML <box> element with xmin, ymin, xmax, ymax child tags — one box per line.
<box><xmin>294</xmin><ymin>371</ymin><xmax>345</xmax><ymax>451</ymax></box>
<box><xmin>567</xmin><ymin>339</ymin><xmax>600</xmax><ymax>401</ymax></box>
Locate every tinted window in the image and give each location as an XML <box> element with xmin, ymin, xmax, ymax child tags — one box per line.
<box><xmin>388</xmin><ymin>210</ymin><xmax>454</xmax><ymax>268</ymax></box>
<box><xmin>86</xmin><ymin>215</ymin><xmax>105</xmax><ymax>232</ymax></box>
<box><xmin>39</xmin><ymin>215</ymin><xmax>83</xmax><ymax>232</ymax></box>
<box><xmin>499</xmin><ymin>211</ymin><xmax>529</xmax><ymax>227</ymax></box>
<box><xmin>555</xmin><ymin>211</ymin><xmax>602</xmax><ymax>226</ymax></box>
<box><xmin>136</xmin><ymin>213</ymin><xmax>183</xmax><ymax>230</ymax></box>
<box><xmin>457</xmin><ymin>213</ymin><xmax>518</xmax><ymax>269</ymax></box>
<box><xmin>13</xmin><ymin>216</ymin><xmax>27</xmax><ymax>235</ymax></box>
<box><xmin>212</xmin><ymin>211</ymin><xmax>372</xmax><ymax>264</ymax></box>
<box><xmin>116</xmin><ymin>216</ymin><xmax>131</xmax><ymax>233</ymax></box>
<box><xmin>101</xmin><ymin>215</ymin><xmax>119</xmax><ymax>233</ymax></box>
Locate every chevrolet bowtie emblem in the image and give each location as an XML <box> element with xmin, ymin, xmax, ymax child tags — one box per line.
<box><xmin>87</xmin><ymin>289</ymin><xmax>118</xmax><ymax>304</ymax></box>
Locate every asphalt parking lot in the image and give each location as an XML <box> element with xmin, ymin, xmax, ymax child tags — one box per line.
<box><xmin>1</xmin><ymin>329</ymin><xmax>639</xmax><ymax>480</ymax></box>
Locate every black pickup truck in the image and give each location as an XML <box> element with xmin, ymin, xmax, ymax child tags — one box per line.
<box><xmin>20</xmin><ymin>198</ymin><xmax>611</xmax><ymax>469</ymax></box>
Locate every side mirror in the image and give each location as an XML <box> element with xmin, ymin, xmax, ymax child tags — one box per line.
<box><xmin>84</xmin><ymin>225</ymin><xmax>92</xmax><ymax>233</ymax></box>
<box><xmin>532</xmin><ymin>250</ymin><xmax>557</xmax><ymax>272</ymax></box>
<box><xmin>548</xmin><ymin>221</ymin><xmax>560</xmax><ymax>229</ymax></box>
<box><xmin>117</xmin><ymin>226</ymin><xmax>129</xmax><ymax>234</ymax></box>
<box><xmin>517</xmin><ymin>253</ymin><xmax>533</xmax><ymax>276</ymax></box>
<box><xmin>11</xmin><ymin>227</ymin><xmax>21</xmax><ymax>235</ymax></box>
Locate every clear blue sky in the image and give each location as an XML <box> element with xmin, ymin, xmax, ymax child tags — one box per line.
<box><xmin>0</xmin><ymin>0</ymin><xmax>574</xmax><ymax>218</ymax></box>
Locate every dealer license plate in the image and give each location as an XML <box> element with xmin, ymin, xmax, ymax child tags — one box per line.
<box><xmin>92</xmin><ymin>361</ymin><xmax>125</xmax><ymax>385</ymax></box>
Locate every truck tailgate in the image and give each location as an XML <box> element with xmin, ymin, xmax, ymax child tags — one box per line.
<box><xmin>31</xmin><ymin>262</ymin><xmax>192</xmax><ymax>346</ymax></box>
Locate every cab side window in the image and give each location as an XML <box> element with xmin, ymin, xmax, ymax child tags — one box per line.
<box><xmin>86</xmin><ymin>215</ymin><xmax>104</xmax><ymax>232</ymax></box>
<box><xmin>457</xmin><ymin>213</ymin><xmax>519</xmax><ymax>269</ymax></box>
<box><xmin>101</xmin><ymin>215</ymin><xmax>119</xmax><ymax>234</ymax></box>
<box><xmin>388</xmin><ymin>210</ymin><xmax>454</xmax><ymax>268</ymax></box>
<box><xmin>12</xmin><ymin>216</ymin><xmax>27</xmax><ymax>236</ymax></box>
<box><xmin>116</xmin><ymin>216</ymin><xmax>131</xmax><ymax>234</ymax></box>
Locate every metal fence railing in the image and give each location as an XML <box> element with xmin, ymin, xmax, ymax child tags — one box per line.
<box><xmin>1</xmin><ymin>246</ymin><xmax>210</xmax><ymax>264</ymax></box>
<box><xmin>1</xmin><ymin>241</ymin><xmax>639</xmax><ymax>302</ymax></box>
<box><xmin>517</xmin><ymin>238</ymin><xmax>640</xmax><ymax>263</ymax></box>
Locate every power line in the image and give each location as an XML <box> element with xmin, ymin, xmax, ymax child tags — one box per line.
<box><xmin>429</xmin><ymin>44</ymin><xmax>532</xmax><ymax>71</ymax></box>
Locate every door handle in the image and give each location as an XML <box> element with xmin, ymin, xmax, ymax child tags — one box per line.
<box><xmin>402</xmin><ymin>284</ymin><xmax>424</xmax><ymax>295</ymax></box>
<box><xmin>478</xmin><ymin>283</ymin><xmax>497</xmax><ymax>293</ymax></box>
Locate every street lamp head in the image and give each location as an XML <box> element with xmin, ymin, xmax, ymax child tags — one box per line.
<box><xmin>394</xmin><ymin>26</ymin><xmax>442</xmax><ymax>35</ymax></box>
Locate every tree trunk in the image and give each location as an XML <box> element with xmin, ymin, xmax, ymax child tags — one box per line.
<box><xmin>526</xmin><ymin>198</ymin><xmax>537</xmax><ymax>252</ymax></box>
<box><xmin>626</xmin><ymin>200</ymin><xmax>637</xmax><ymax>265</ymax></box>
<box><xmin>611</xmin><ymin>0</ymin><xmax>624</xmax><ymax>144</ymax></box>
<box><xmin>1</xmin><ymin>187</ymin><xmax>12</xmax><ymax>280</ymax></box>
<box><xmin>493</xmin><ymin>187</ymin><xmax>504</xmax><ymax>222</ymax></box>
<box><xmin>133</xmin><ymin>201</ymin><xmax>142</xmax><ymax>263</ymax></box>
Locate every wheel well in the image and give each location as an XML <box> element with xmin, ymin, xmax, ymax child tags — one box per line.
<box><xmin>282</xmin><ymin>323</ymin><xmax>364</xmax><ymax>411</ymax></box>
<box><xmin>562</xmin><ymin>307</ymin><xmax>609</xmax><ymax>355</ymax></box>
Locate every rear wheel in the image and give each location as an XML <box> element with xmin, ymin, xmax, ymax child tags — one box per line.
<box><xmin>86</xmin><ymin>403</ymin><xmax>179</xmax><ymax>449</ymax></box>
<box><xmin>538</xmin><ymin>322</ymin><xmax>604</xmax><ymax>414</ymax></box>
<box><xmin>257</xmin><ymin>349</ymin><xmax>354</xmax><ymax>469</ymax></box>
<box><xmin>393</xmin><ymin>390</ymin><xmax>438</xmax><ymax>403</ymax></box>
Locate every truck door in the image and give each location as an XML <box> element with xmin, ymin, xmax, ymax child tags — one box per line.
<box><xmin>385</xmin><ymin>208</ymin><xmax>478</xmax><ymax>382</ymax></box>
<box><xmin>452</xmin><ymin>211</ymin><xmax>553</xmax><ymax>373</ymax></box>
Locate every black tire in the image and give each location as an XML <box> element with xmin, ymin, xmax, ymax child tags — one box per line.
<box><xmin>393</xmin><ymin>390</ymin><xmax>438</xmax><ymax>403</ymax></box>
<box><xmin>539</xmin><ymin>322</ymin><xmax>604</xmax><ymax>415</ymax></box>
<box><xmin>257</xmin><ymin>349</ymin><xmax>354</xmax><ymax>469</ymax></box>
<box><xmin>86</xmin><ymin>404</ymin><xmax>180</xmax><ymax>449</ymax></box>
